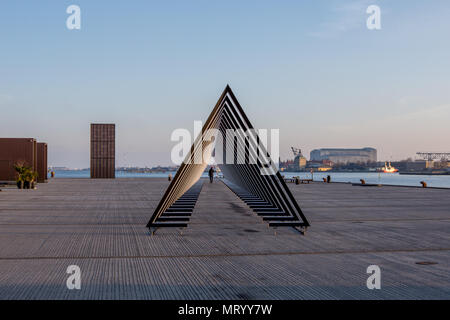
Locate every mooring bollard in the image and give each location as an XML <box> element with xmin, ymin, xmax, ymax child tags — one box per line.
<box><xmin>420</xmin><ymin>181</ymin><xmax>427</xmax><ymax>188</ymax></box>
<box><xmin>360</xmin><ymin>179</ymin><xmax>366</xmax><ymax>185</ymax></box>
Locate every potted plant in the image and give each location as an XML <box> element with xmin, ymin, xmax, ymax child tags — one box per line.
<box><xmin>23</xmin><ymin>169</ymin><xmax>33</xmax><ymax>189</ymax></box>
<box><xmin>14</xmin><ymin>161</ymin><xmax>29</xmax><ymax>189</ymax></box>
<box><xmin>30</xmin><ymin>171</ymin><xmax>38</xmax><ymax>189</ymax></box>
<box><xmin>16</xmin><ymin>174</ymin><xmax>24</xmax><ymax>189</ymax></box>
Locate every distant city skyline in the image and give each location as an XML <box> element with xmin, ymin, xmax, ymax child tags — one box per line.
<box><xmin>1</xmin><ymin>1</ymin><xmax>449</xmax><ymax>168</ymax></box>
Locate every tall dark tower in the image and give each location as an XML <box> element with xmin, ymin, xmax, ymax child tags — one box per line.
<box><xmin>90</xmin><ymin>124</ymin><xmax>115</xmax><ymax>179</ymax></box>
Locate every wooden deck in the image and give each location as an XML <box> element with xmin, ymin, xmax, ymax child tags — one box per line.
<box><xmin>0</xmin><ymin>178</ymin><xmax>449</xmax><ymax>299</ymax></box>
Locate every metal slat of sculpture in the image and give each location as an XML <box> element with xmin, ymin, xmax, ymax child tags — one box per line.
<box><xmin>147</xmin><ymin>86</ymin><xmax>310</xmax><ymax>234</ymax></box>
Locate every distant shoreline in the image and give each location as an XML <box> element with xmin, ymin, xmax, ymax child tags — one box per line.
<box><xmin>40</xmin><ymin>170</ymin><xmax>450</xmax><ymax>189</ymax></box>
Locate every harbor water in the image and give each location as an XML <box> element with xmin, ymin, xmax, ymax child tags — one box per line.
<box><xmin>50</xmin><ymin>170</ymin><xmax>450</xmax><ymax>189</ymax></box>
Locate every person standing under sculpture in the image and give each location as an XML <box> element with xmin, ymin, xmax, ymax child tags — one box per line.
<box><xmin>208</xmin><ymin>167</ymin><xmax>215</xmax><ymax>183</ymax></box>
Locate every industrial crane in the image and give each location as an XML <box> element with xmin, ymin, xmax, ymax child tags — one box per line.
<box><xmin>291</xmin><ymin>147</ymin><xmax>303</xmax><ymax>157</ymax></box>
<box><xmin>416</xmin><ymin>152</ymin><xmax>450</xmax><ymax>162</ymax></box>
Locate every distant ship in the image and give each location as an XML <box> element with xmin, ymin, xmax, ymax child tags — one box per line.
<box><xmin>380</xmin><ymin>162</ymin><xmax>398</xmax><ymax>173</ymax></box>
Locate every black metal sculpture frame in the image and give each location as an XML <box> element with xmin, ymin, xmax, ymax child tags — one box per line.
<box><xmin>147</xmin><ymin>86</ymin><xmax>310</xmax><ymax>234</ymax></box>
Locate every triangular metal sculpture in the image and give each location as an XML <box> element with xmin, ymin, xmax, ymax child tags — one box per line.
<box><xmin>147</xmin><ymin>86</ymin><xmax>310</xmax><ymax>234</ymax></box>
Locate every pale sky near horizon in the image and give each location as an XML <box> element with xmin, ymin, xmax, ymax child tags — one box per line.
<box><xmin>1</xmin><ymin>0</ymin><xmax>449</xmax><ymax>168</ymax></box>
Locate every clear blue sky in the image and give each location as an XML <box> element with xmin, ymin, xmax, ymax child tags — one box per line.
<box><xmin>1</xmin><ymin>0</ymin><xmax>449</xmax><ymax>167</ymax></box>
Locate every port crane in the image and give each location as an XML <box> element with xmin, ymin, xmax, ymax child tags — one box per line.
<box><xmin>291</xmin><ymin>147</ymin><xmax>303</xmax><ymax>157</ymax></box>
<box><xmin>416</xmin><ymin>152</ymin><xmax>450</xmax><ymax>162</ymax></box>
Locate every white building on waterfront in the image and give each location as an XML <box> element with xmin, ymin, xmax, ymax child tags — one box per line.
<box><xmin>310</xmin><ymin>147</ymin><xmax>377</xmax><ymax>164</ymax></box>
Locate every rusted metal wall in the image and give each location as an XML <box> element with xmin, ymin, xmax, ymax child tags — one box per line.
<box><xmin>90</xmin><ymin>124</ymin><xmax>115</xmax><ymax>178</ymax></box>
<box><xmin>37</xmin><ymin>143</ymin><xmax>48</xmax><ymax>182</ymax></box>
<box><xmin>33</xmin><ymin>140</ymin><xmax>37</xmax><ymax>176</ymax></box>
<box><xmin>0</xmin><ymin>138</ymin><xmax>36</xmax><ymax>181</ymax></box>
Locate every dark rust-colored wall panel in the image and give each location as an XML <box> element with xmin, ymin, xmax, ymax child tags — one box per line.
<box><xmin>37</xmin><ymin>143</ymin><xmax>48</xmax><ymax>183</ymax></box>
<box><xmin>33</xmin><ymin>140</ymin><xmax>37</xmax><ymax>175</ymax></box>
<box><xmin>0</xmin><ymin>138</ymin><xmax>36</xmax><ymax>181</ymax></box>
<box><xmin>90</xmin><ymin>124</ymin><xmax>115</xmax><ymax>179</ymax></box>
<box><xmin>0</xmin><ymin>160</ymin><xmax>13</xmax><ymax>181</ymax></box>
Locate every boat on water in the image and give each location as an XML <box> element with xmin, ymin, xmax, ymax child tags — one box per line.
<box><xmin>379</xmin><ymin>162</ymin><xmax>398</xmax><ymax>173</ymax></box>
